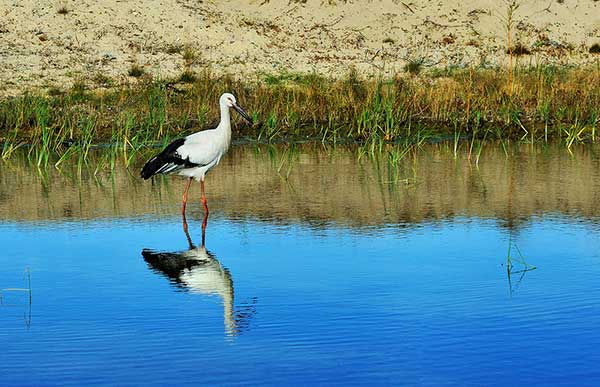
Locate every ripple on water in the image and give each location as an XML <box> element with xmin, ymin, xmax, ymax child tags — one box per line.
<box><xmin>2</xmin><ymin>144</ymin><xmax>600</xmax><ymax>385</ymax></box>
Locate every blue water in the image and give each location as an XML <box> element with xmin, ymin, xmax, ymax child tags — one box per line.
<box><xmin>2</xmin><ymin>213</ymin><xmax>600</xmax><ymax>386</ymax></box>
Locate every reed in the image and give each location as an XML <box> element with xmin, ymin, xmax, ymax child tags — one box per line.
<box><xmin>501</xmin><ymin>1</ymin><xmax>520</xmax><ymax>98</ymax></box>
<box><xmin>507</xmin><ymin>241</ymin><xmax>536</xmax><ymax>274</ymax></box>
<box><xmin>506</xmin><ymin>238</ymin><xmax>536</xmax><ymax>296</ymax></box>
<box><xmin>0</xmin><ymin>65</ymin><xmax>598</xmax><ymax>164</ymax></box>
<box><xmin>1</xmin><ymin>267</ymin><xmax>32</xmax><ymax>305</ymax></box>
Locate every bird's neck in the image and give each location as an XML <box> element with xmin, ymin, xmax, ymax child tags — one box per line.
<box><xmin>223</xmin><ymin>288</ymin><xmax>235</xmax><ymax>335</ymax></box>
<box><xmin>217</xmin><ymin>103</ymin><xmax>232</xmax><ymax>144</ymax></box>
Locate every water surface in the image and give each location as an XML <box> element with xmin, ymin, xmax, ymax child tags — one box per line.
<box><xmin>1</xmin><ymin>143</ymin><xmax>600</xmax><ymax>385</ymax></box>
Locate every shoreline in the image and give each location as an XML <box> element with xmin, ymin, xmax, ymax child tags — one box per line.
<box><xmin>0</xmin><ymin>64</ymin><xmax>599</xmax><ymax>162</ymax></box>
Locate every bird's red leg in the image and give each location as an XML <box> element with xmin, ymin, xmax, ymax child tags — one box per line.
<box><xmin>200</xmin><ymin>178</ymin><xmax>208</xmax><ymax>247</ymax></box>
<box><xmin>201</xmin><ymin>215</ymin><xmax>207</xmax><ymax>248</ymax></box>
<box><xmin>200</xmin><ymin>178</ymin><xmax>209</xmax><ymax>216</ymax></box>
<box><xmin>181</xmin><ymin>177</ymin><xmax>192</xmax><ymax>217</ymax></box>
<box><xmin>182</xmin><ymin>216</ymin><xmax>194</xmax><ymax>249</ymax></box>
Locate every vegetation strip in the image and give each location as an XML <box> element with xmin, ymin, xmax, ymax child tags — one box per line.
<box><xmin>0</xmin><ymin>66</ymin><xmax>598</xmax><ymax>166</ymax></box>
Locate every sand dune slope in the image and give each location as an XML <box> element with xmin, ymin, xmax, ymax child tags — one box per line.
<box><xmin>0</xmin><ymin>0</ymin><xmax>598</xmax><ymax>94</ymax></box>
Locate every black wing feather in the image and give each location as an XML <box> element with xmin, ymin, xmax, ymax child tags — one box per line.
<box><xmin>140</xmin><ymin>138</ymin><xmax>201</xmax><ymax>179</ymax></box>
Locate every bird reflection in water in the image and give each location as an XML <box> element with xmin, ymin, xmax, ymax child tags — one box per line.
<box><xmin>142</xmin><ymin>218</ymin><xmax>256</xmax><ymax>336</ymax></box>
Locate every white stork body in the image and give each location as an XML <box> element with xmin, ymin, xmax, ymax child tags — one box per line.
<box><xmin>141</xmin><ymin>93</ymin><xmax>252</xmax><ymax>217</ymax></box>
<box><xmin>174</xmin><ymin>123</ymin><xmax>231</xmax><ymax>181</ymax></box>
<box><xmin>142</xmin><ymin>246</ymin><xmax>239</xmax><ymax>335</ymax></box>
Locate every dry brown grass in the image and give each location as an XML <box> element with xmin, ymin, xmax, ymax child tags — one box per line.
<box><xmin>0</xmin><ymin>65</ymin><xmax>598</xmax><ymax>163</ymax></box>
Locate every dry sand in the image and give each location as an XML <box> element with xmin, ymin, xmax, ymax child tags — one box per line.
<box><xmin>0</xmin><ymin>0</ymin><xmax>599</xmax><ymax>95</ymax></box>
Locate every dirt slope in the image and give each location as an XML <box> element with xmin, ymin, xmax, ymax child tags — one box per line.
<box><xmin>0</xmin><ymin>0</ymin><xmax>598</xmax><ymax>95</ymax></box>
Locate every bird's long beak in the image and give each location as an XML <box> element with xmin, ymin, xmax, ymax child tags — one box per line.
<box><xmin>232</xmin><ymin>103</ymin><xmax>253</xmax><ymax>124</ymax></box>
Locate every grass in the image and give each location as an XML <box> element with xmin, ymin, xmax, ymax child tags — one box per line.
<box><xmin>182</xmin><ymin>46</ymin><xmax>198</xmax><ymax>66</ymax></box>
<box><xmin>177</xmin><ymin>70</ymin><xmax>197</xmax><ymax>83</ymax></box>
<box><xmin>506</xmin><ymin>241</ymin><xmax>536</xmax><ymax>274</ymax></box>
<box><xmin>0</xmin><ymin>267</ymin><xmax>32</xmax><ymax>305</ymax></box>
<box><xmin>505</xmin><ymin>238</ymin><xmax>536</xmax><ymax>295</ymax></box>
<box><xmin>165</xmin><ymin>43</ymin><xmax>183</xmax><ymax>55</ymax></box>
<box><xmin>0</xmin><ymin>65</ymin><xmax>598</xmax><ymax>165</ymax></box>
<box><xmin>507</xmin><ymin>43</ymin><xmax>531</xmax><ymax>56</ymax></box>
<box><xmin>501</xmin><ymin>0</ymin><xmax>521</xmax><ymax>96</ymax></box>
<box><xmin>92</xmin><ymin>72</ymin><xmax>114</xmax><ymax>87</ymax></box>
<box><xmin>70</xmin><ymin>79</ymin><xmax>87</xmax><ymax>97</ymax></box>
<box><xmin>128</xmin><ymin>64</ymin><xmax>145</xmax><ymax>78</ymax></box>
<box><xmin>404</xmin><ymin>59</ymin><xmax>424</xmax><ymax>75</ymax></box>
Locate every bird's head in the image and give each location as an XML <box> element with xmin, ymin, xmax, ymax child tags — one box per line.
<box><xmin>220</xmin><ymin>93</ymin><xmax>253</xmax><ymax>124</ymax></box>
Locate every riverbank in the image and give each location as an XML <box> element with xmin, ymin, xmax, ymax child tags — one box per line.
<box><xmin>1</xmin><ymin>65</ymin><xmax>599</xmax><ymax>165</ymax></box>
